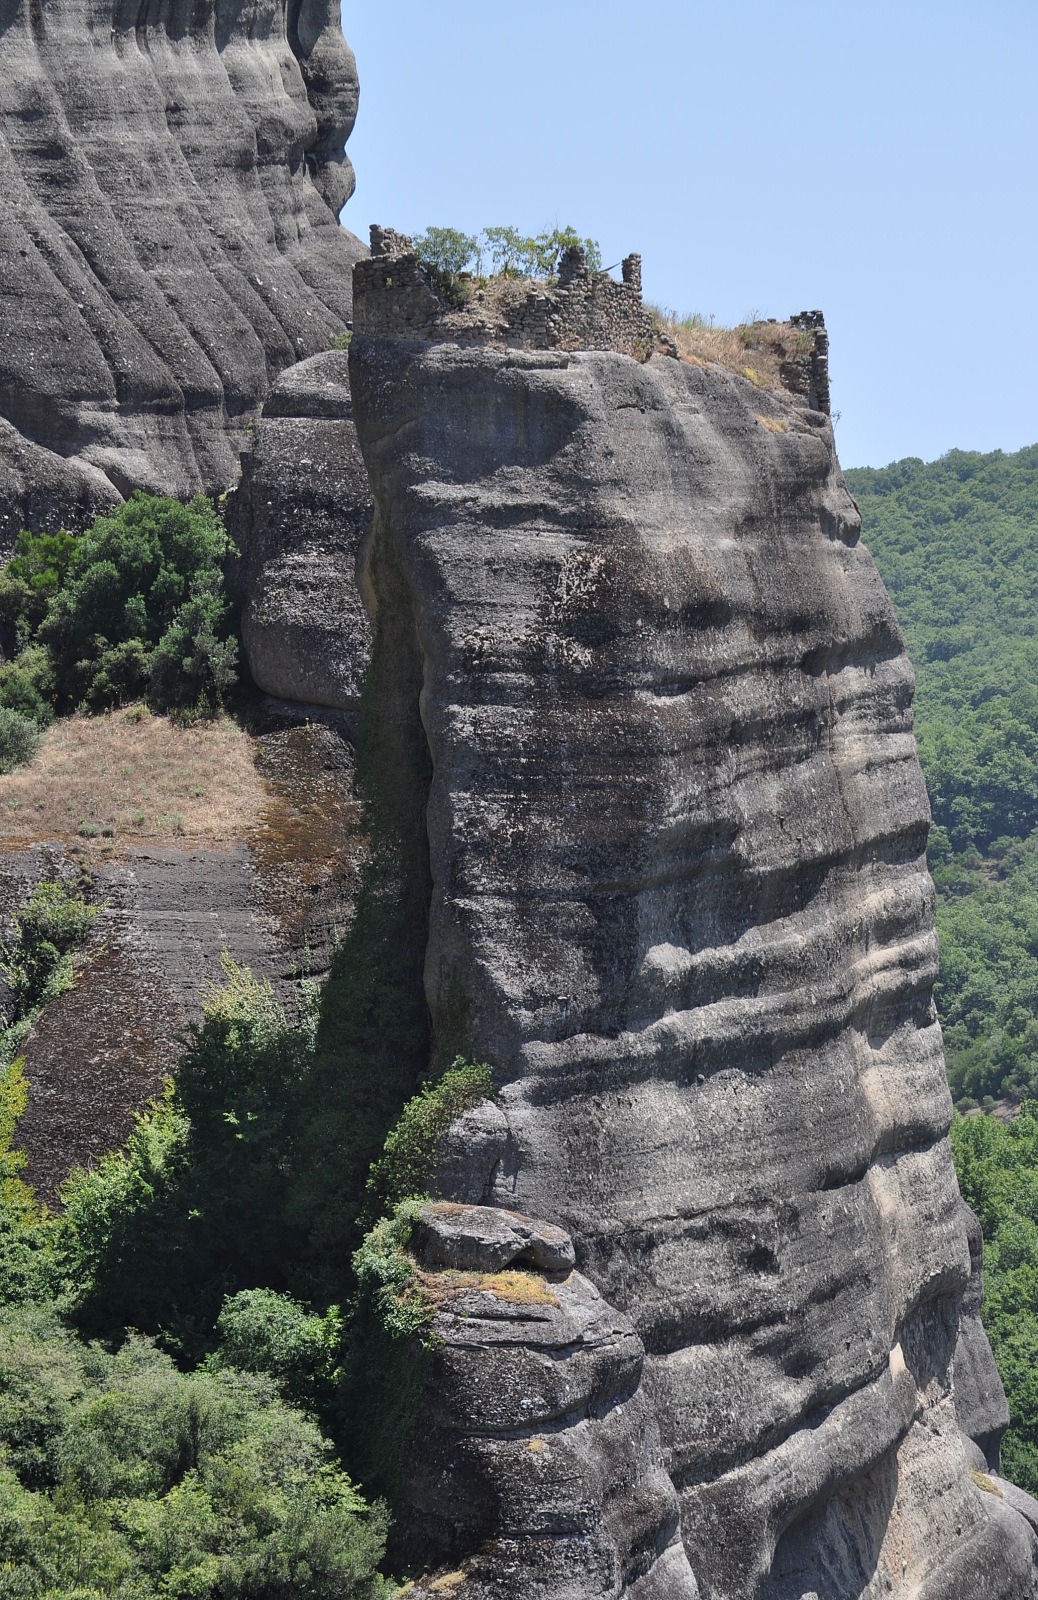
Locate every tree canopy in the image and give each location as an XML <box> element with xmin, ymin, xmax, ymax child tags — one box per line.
<box><xmin>848</xmin><ymin>447</ymin><xmax>1038</xmax><ymax>1106</ymax></box>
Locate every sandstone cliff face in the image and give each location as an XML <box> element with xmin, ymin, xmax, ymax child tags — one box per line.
<box><xmin>0</xmin><ymin>0</ymin><xmax>364</xmax><ymax>545</ymax></box>
<box><xmin>228</xmin><ymin>348</ymin><xmax>372</xmax><ymax>728</ymax></box>
<box><xmin>402</xmin><ymin>1203</ymin><xmax>700</xmax><ymax>1600</ymax></box>
<box><xmin>349</xmin><ymin>261</ymin><xmax>1037</xmax><ymax>1597</ymax></box>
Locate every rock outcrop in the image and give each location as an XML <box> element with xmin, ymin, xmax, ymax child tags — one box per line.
<box><xmin>954</xmin><ymin>1200</ymin><xmax>1013</xmax><ymax>1472</ymax></box>
<box><xmin>349</xmin><ymin>246</ymin><xmax>1037</xmax><ymax>1597</ymax></box>
<box><xmin>400</xmin><ymin>1203</ymin><xmax>700</xmax><ymax>1599</ymax></box>
<box><xmin>0</xmin><ymin>0</ymin><xmax>365</xmax><ymax>546</ymax></box>
<box><xmin>228</xmin><ymin>348</ymin><xmax>372</xmax><ymax>728</ymax></box>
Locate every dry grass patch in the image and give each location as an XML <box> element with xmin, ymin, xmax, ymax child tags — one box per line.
<box><xmin>650</xmin><ymin>309</ymin><xmax>814</xmax><ymax>392</ymax></box>
<box><xmin>0</xmin><ymin>708</ymin><xmax>267</xmax><ymax>851</ymax></box>
<box><xmin>419</xmin><ymin>1267</ymin><xmax>559</xmax><ymax>1307</ymax></box>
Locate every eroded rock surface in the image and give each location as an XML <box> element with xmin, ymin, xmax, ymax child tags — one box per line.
<box><xmin>954</xmin><ymin>1199</ymin><xmax>1012</xmax><ymax>1471</ymax></box>
<box><xmin>411</xmin><ymin>1201</ymin><xmax>576</xmax><ymax>1275</ymax></box>
<box><xmin>401</xmin><ymin>1203</ymin><xmax>700</xmax><ymax>1599</ymax></box>
<box><xmin>349</xmin><ymin>265</ymin><xmax>1036</xmax><ymax>1597</ymax></box>
<box><xmin>0</xmin><ymin>0</ymin><xmax>365</xmax><ymax>544</ymax></box>
<box><xmin>229</xmin><ymin>348</ymin><xmax>373</xmax><ymax>727</ymax></box>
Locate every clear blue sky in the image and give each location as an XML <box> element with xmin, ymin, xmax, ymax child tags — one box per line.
<box><xmin>341</xmin><ymin>1</ymin><xmax>1036</xmax><ymax>470</ymax></box>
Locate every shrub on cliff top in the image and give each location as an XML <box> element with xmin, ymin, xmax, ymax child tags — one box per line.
<box><xmin>412</xmin><ymin>223</ymin><xmax>603</xmax><ymax>291</ymax></box>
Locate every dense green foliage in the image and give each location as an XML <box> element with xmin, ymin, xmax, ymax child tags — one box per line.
<box><xmin>0</xmin><ymin>982</ymin><xmax>395</xmax><ymax>1595</ymax></box>
<box><xmin>952</xmin><ymin>1107</ymin><xmax>1038</xmax><ymax>1491</ymax></box>
<box><xmin>56</xmin><ymin>959</ymin><xmax>317</xmax><ymax>1349</ymax></box>
<box><xmin>848</xmin><ymin>447</ymin><xmax>1038</xmax><ymax>1105</ymax></box>
<box><xmin>0</xmin><ymin>1310</ymin><xmax>392</xmax><ymax>1599</ymax></box>
<box><xmin>0</xmin><ymin>933</ymin><xmax>502</xmax><ymax>1589</ymax></box>
<box><xmin>848</xmin><ymin>448</ymin><xmax>1038</xmax><ymax>855</ymax></box>
<box><xmin>0</xmin><ymin>494</ymin><xmax>238</xmax><ymax>738</ymax></box>
<box><xmin>853</xmin><ymin>447</ymin><xmax>1038</xmax><ymax>1494</ymax></box>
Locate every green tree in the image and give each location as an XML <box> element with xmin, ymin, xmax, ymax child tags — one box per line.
<box><xmin>0</xmin><ymin>1314</ymin><xmax>393</xmax><ymax>1599</ymax></box>
<box><xmin>952</xmin><ymin>1106</ymin><xmax>1038</xmax><ymax>1490</ymax></box>
<box><xmin>0</xmin><ymin>495</ymin><xmax>239</xmax><ymax>728</ymax></box>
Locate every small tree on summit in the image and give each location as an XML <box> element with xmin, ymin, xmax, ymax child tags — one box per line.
<box><xmin>412</xmin><ymin>223</ymin><xmax>603</xmax><ymax>288</ymax></box>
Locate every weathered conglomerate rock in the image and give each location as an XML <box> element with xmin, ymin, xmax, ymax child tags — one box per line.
<box><xmin>411</xmin><ymin>1201</ymin><xmax>576</xmax><ymax>1275</ymax></box>
<box><xmin>0</xmin><ymin>0</ymin><xmax>365</xmax><ymax>546</ymax></box>
<box><xmin>349</xmin><ymin>256</ymin><xmax>1037</xmax><ymax>1597</ymax></box>
<box><xmin>228</xmin><ymin>349</ymin><xmax>373</xmax><ymax>727</ymax></box>
<box><xmin>401</xmin><ymin>1203</ymin><xmax>700</xmax><ymax>1599</ymax></box>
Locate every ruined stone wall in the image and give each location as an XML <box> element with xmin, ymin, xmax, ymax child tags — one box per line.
<box><xmin>352</xmin><ymin>227</ymin><xmax>666</xmax><ymax>360</ymax></box>
<box><xmin>781</xmin><ymin>310</ymin><xmax>831</xmax><ymax>414</ymax></box>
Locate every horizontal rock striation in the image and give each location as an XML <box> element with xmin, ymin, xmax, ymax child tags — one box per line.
<box><xmin>349</xmin><ymin>268</ymin><xmax>1036</xmax><ymax>1597</ymax></box>
<box><xmin>0</xmin><ymin>716</ymin><xmax>364</xmax><ymax>1201</ymax></box>
<box><xmin>228</xmin><ymin>348</ymin><xmax>373</xmax><ymax>728</ymax></box>
<box><xmin>0</xmin><ymin>0</ymin><xmax>365</xmax><ymax>545</ymax></box>
<box><xmin>401</xmin><ymin>1203</ymin><xmax>700</xmax><ymax>1599</ymax></box>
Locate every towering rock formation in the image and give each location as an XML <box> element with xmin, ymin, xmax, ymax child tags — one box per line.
<box><xmin>0</xmin><ymin>0</ymin><xmax>365</xmax><ymax>546</ymax></box>
<box><xmin>348</xmin><ymin>238</ymin><xmax>1038</xmax><ymax>1598</ymax></box>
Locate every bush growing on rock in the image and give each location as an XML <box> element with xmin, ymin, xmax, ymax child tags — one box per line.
<box><xmin>3</xmin><ymin>877</ymin><xmax>99</xmax><ymax>1019</ymax></box>
<box><xmin>363</xmin><ymin>1057</ymin><xmax>494</xmax><ymax>1219</ymax></box>
<box><xmin>0</xmin><ymin>878</ymin><xmax>100</xmax><ymax>1072</ymax></box>
<box><xmin>412</xmin><ymin>223</ymin><xmax>603</xmax><ymax>290</ymax></box>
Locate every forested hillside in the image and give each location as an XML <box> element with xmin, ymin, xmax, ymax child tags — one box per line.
<box><xmin>849</xmin><ymin>446</ymin><xmax>1038</xmax><ymax>1489</ymax></box>
<box><xmin>848</xmin><ymin>447</ymin><xmax>1038</xmax><ymax>1109</ymax></box>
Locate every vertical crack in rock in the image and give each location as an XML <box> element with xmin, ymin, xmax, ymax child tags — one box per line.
<box><xmin>348</xmin><ymin>249</ymin><xmax>1038</xmax><ymax>1598</ymax></box>
<box><xmin>0</xmin><ymin>0</ymin><xmax>366</xmax><ymax>544</ymax></box>
<box><xmin>285</xmin><ymin>470</ymin><xmax>435</xmax><ymax>1275</ymax></box>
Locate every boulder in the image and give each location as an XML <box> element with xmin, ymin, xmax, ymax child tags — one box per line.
<box><xmin>411</xmin><ymin>1201</ymin><xmax>576</xmax><ymax>1275</ymax></box>
<box><xmin>398</xmin><ymin>1207</ymin><xmax>699</xmax><ymax>1598</ymax></box>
